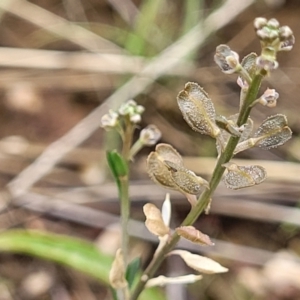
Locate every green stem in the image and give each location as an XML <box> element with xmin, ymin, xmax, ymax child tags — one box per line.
<box><xmin>119</xmin><ymin>173</ymin><xmax>130</xmax><ymax>267</ymax></box>
<box><xmin>130</xmin><ymin>73</ymin><xmax>264</xmax><ymax>300</ymax></box>
<box><xmin>122</xmin><ymin>118</ymin><xmax>134</xmax><ymax>159</ymax></box>
<box><xmin>129</xmin><ymin>139</ymin><xmax>144</xmax><ymax>160</ymax></box>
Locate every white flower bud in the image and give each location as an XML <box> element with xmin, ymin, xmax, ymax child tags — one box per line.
<box><xmin>259</xmin><ymin>88</ymin><xmax>279</xmax><ymax>107</ymax></box>
<box><xmin>140</xmin><ymin>125</ymin><xmax>161</xmax><ymax>146</ymax></box>
<box><xmin>214</xmin><ymin>45</ymin><xmax>240</xmax><ymax>74</ymax></box>
<box><xmin>254</xmin><ymin>17</ymin><xmax>267</xmax><ymax>30</ymax></box>
<box><xmin>100</xmin><ymin>110</ymin><xmax>119</xmax><ymax>129</ymax></box>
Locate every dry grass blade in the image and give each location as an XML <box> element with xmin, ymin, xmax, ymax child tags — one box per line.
<box><xmin>0</xmin><ymin>0</ymin><xmax>123</xmax><ymax>53</ymax></box>
<box><xmin>6</xmin><ymin>0</ymin><xmax>255</xmax><ymax>198</ymax></box>
<box><xmin>0</xmin><ymin>47</ymin><xmax>191</xmax><ymax>76</ymax></box>
<box><xmin>14</xmin><ymin>192</ymin><xmax>275</xmax><ymax>266</ymax></box>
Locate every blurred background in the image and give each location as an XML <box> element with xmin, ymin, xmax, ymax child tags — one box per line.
<box><xmin>0</xmin><ymin>0</ymin><xmax>299</xmax><ymax>299</ymax></box>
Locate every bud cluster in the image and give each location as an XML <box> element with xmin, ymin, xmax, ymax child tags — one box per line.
<box><xmin>254</xmin><ymin>17</ymin><xmax>295</xmax><ymax>71</ymax></box>
<box><xmin>100</xmin><ymin>100</ymin><xmax>145</xmax><ymax>130</ymax></box>
<box><xmin>101</xmin><ymin>100</ymin><xmax>161</xmax><ymax>159</ymax></box>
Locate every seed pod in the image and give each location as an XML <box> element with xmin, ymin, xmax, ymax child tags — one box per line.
<box><xmin>109</xmin><ymin>249</ymin><xmax>127</xmax><ymax>289</ymax></box>
<box><xmin>223</xmin><ymin>163</ymin><xmax>267</xmax><ymax>190</ymax></box>
<box><xmin>254</xmin><ymin>114</ymin><xmax>292</xmax><ymax>149</ymax></box>
<box><xmin>165</xmin><ymin>161</ymin><xmax>209</xmax><ymax>195</ymax></box>
<box><xmin>143</xmin><ymin>203</ymin><xmax>170</xmax><ymax>237</ymax></box>
<box><xmin>146</xmin><ymin>274</ymin><xmax>203</xmax><ymax>288</ymax></box>
<box><xmin>169</xmin><ymin>250</ymin><xmax>228</xmax><ymax>274</ymax></box>
<box><xmin>177</xmin><ymin>82</ymin><xmax>220</xmax><ymax>138</ymax></box>
<box><xmin>147</xmin><ymin>144</ymin><xmax>183</xmax><ymax>190</ymax></box>
<box><xmin>176</xmin><ymin>226</ymin><xmax>214</xmax><ymax>246</ymax></box>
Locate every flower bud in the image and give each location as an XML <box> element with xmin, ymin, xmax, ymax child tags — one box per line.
<box><xmin>254</xmin><ymin>17</ymin><xmax>267</xmax><ymax>30</ymax></box>
<box><xmin>278</xmin><ymin>26</ymin><xmax>295</xmax><ymax>51</ymax></box>
<box><xmin>214</xmin><ymin>45</ymin><xmax>240</xmax><ymax>74</ymax></box>
<box><xmin>267</xmin><ymin>18</ymin><xmax>280</xmax><ymax>29</ymax></box>
<box><xmin>258</xmin><ymin>88</ymin><xmax>279</xmax><ymax>107</ymax></box>
<box><xmin>256</xmin><ymin>56</ymin><xmax>279</xmax><ymax>71</ymax></box>
<box><xmin>118</xmin><ymin>100</ymin><xmax>145</xmax><ymax>123</ymax></box>
<box><xmin>140</xmin><ymin>125</ymin><xmax>162</xmax><ymax>146</ymax></box>
<box><xmin>100</xmin><ymin>110</ymin><xmax>119</xmax><ymax>129</ymax></box>
<box><xmin>279</xmin><ymin>26</ymin><xmax>294</xmax><ymax>39</ymax></box>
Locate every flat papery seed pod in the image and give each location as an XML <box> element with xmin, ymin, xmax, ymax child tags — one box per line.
<box><xmin>165</xmin><ymin>160</ymin><xmax>208</xmax><ymax>195</ymax></box>
<box><xmin>224</xmin><ymin>163</ymin><xmax>267</xmax><ymax>190</ymax></box>
<box><xmin>147</xmin><ymin>152</ymin><xmax>178</xmax><ymax>190</ymax></box>
<box><xmin>169</xmin><ymin>250</ymin><xmax>228</xmax><ymax>274</ymax></box>
<box><xmin>176</xmin><ymin>226</ymin><xmax>214</xmax><ymax>246</ymax></box>
<box><xmin>155</xmin><ymin>143</ymin><xmax>183</xmax><ymax>166</ymax></box>
<box><xmin>256</xmin><ymin>127</ymin><xmax>292</xmax><ymax>149</ymax></box>
<box><xmin>254</xmin><ymin>114</ymin><xmax>292</xmax><ymax>149</ymax></box>
<box><xmin>177</xmin><ymin>82</ymin><xmax>220</xmax><ymax>138</ymax></box>
<box><xmin>146</xmin><ymin>274</ymin><xmax>203</xmax><ymax>288</ymax></box>
<box><xmin>241</xmin><ymin>53</ymin><xmax>258</xmax><ymax>78</ymax></box>
<box><xmin>109</xmin><ymin>249</ymin><xmax>127</xmax><ymax>289</ymax></box>
<box><xmin>143</xmin><ymin>203</ymin><xmax>170</xmax><ymax>237</ymax></box>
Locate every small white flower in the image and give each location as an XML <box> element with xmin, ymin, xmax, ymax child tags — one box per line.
<box><xmin>100</xmin><ymin>110</ymin><xmax>119</xmax><ymax>129</ymax></box>
<box><xmin>130</xmin><ymin>114</ymin><xmax>142</xmax><ymax>124</ymax></box>
<box><xmin>140</xmin><ymin>125</ymin><xmax>162</xmax><ymax>146</ymax></box>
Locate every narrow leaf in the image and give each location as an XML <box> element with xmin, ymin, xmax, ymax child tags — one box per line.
<box><xmin>126</xmin><ymin>258</ymin><xmax>141</xmax><ymax>288</ymax></box>
<box><xmin>106</xmin><ymin>150</ymin><xmax>128</xmax><ymax>188</ymax></box>
<box><xmin>0</xmin><ymin>230</ymin><xmax>165</xmax><ymax>300</ymax></box>
<box><xmin>0</xmin><ymin>230</ymin><xmax>113</xmax><ymax>282</ymax></box>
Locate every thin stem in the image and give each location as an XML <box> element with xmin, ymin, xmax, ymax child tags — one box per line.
<box><xmin>130</xmin><ymin>73</ymin><xmax>264</xmax><ymax>300</ymax></box>
<box><xmin>122</xmin><ymin>117</ymin><xmax>134</xmax><ymax>159</ymax></box>
<box><xmin>129</xmin><ymin>139</ymin><xmax>144</xmax><ymax>160</ymax></box>
<box><xmin>119</xmin><ymin>173</ymin><xmax>130</xmax><ymax>267</ymax></box>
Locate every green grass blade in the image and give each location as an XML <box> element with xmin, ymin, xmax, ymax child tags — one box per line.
<box><xmin>0</xmin><ymin>230</ymin><xmax>165</xmax><ymax>300</ymax></box>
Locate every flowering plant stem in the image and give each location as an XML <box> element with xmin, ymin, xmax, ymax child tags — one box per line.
<box><xmin>120</xmin><ymin>173</ymin><xmax>130</xmax><ymax>268</ymax></box>
<box><xmin>130</xmin><ymin>73</ymin><xmax>264</xmax><ymax>300</ymax></box>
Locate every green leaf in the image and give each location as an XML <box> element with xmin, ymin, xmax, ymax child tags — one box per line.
<box><xmin>0</xmin><ymin>230</ymin><xmax>165</xmax><ymax>300</ymax></box>
<box><xmin>126</xmin><ymin>257</ymin><xmax>141</xmax><ymax>288</ymax></box>
<box><xmin>106</xmin><ymin>150</ymin><xmax>128</xmax><ymax>188</ymax></box>
<box><xmin>0</xmin><ymin>230</ymin><xmax>112</xmax><ymax>282</ymax></box>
